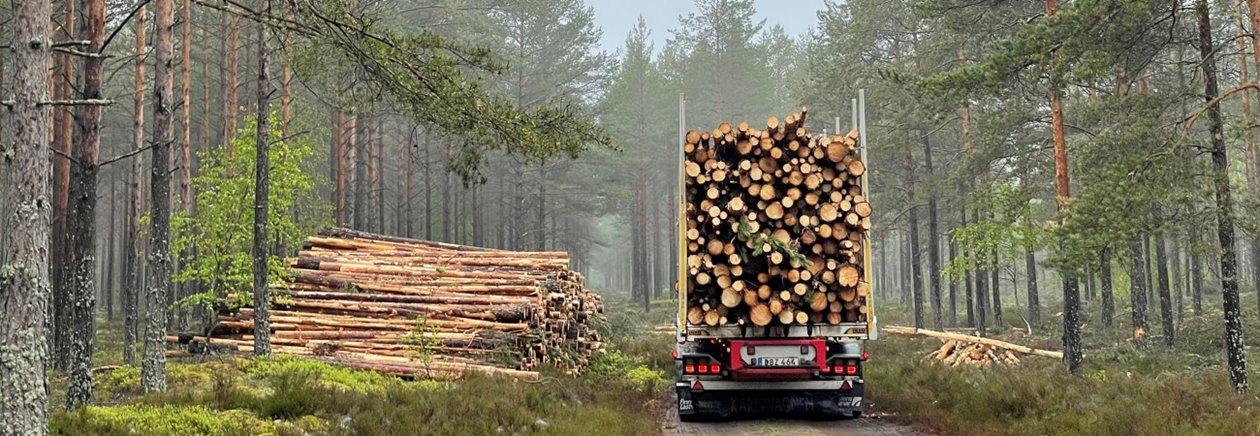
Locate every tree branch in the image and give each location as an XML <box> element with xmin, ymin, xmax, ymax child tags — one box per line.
<box><xmin>52</xmin><ymin>148</ymin><xmax>81</xmax><ymax>166</ymax></box>
<box><xmin>100</xmin><ymin>145</ymin><xmax>153</xmax><ymax>168</ymax></box>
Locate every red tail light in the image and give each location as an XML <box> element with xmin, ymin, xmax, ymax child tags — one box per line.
<box><xmin>861</xmin><ymin>351</ymin><xmax>870</xmax><ymax>361</ymax></box>
<box><xmin>698</xmin><ymin>364</ymin><xmax>710</xmax><ymax>374</ymax></box>
<box><xmin>684</xmin><ymin>364</ymin><xmax>695</xmax><ymax>374</ymax></box>
<box><xmin>845</xmin><ymin>365</ymin><xmax>858</xmax><ymax>375</ymax></box>
<box><xmin>709</xmin><ymin>363</ymin><xmax>720</xmax><ymax>373</ymax></box>
<box><xmin>831</xmin><ymin>364</ymin><xmax>842</xmax><ymax>374</ymax></box>
<box><xmin>671</xmin><ymin>350</ymin><xmax>679</xmax><ymax>359</ymax></box>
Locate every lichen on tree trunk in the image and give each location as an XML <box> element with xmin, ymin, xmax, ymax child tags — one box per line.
<box><xmin>142</xmin><ymin>0</ymin><xmax>176</xmax><ymax>393</ymax></box>
<box><xmin>0</xmin><ymin>0</ymin><xmax>54</xmax><ymax>430</ymax></box>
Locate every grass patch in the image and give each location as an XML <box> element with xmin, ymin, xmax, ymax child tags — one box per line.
<box><xmin>869</xmin><ymin>301</ymin><xmax>1260</xmax><ymax>436</ymax></box>
<box><xmin>53</xmin><ymin>301</ymin><xmax>670</xmax><ymax>435</ymax></box>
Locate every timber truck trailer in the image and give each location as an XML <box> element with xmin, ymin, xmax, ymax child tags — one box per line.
<box><xmin>673</xmin><ymin>92</ymin><xmax>875</xmax><ymax>421</ymax></box>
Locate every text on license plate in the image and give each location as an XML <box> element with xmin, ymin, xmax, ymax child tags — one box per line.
<box><xmin>755</xmin><ymin>357</ymin><xmax>800</xmax><ymax>367</ymax></box>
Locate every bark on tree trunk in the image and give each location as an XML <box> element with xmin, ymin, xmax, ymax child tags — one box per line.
<box><xmin>991</xmin><ymin>247</ymin><xmax>1002</xmax><ymax>326</ymax></box>
<box><xmin>1026</xmin><ymin>245</ymin><xmax>1039</xmax><ymax>324</ymax></box>
<box><xmin>1100</xmin><ymin>248</ymin><xmax>1115</xmax><ymax>328</ymax></box>
<box><xmin>50</xmin><ymin>0</ymin><xmax>77</xmax><ymax>372</ymax></box>
<box><xmin>1172</xmin><ymin>236</ymin><xmax>1184</xmax><ymax>324</ymax></box>
<box><xmin>223</xmin><ymin>12</ymin><xmax>239</xmax><ymax>147</ymax></box>
<box><xmin>924</xmin><ymin>136</ymin><xmax>942</xmax><ymax>331</ymax></box>
<box><xmin>252</xmin><ymin>8</ymin><xmax>272</xmax><ymax>356</ymax></box>
<box><xmin>1245</xmin><ymin>0</ymin><xmax>1260</xmax><ymax>201</ymax></box>
<box><xmin>948</xmin><ymin>234</ymin><xmax>958</xmax><ymax>326</ymax></box>
<box><xmin>1156</xmin><ymin>235</ymin><xmax>1174</xmax><ymax>347</ymax></box>
<box><xmin>106</xmin><ymin>179</ymin><xmax>116</xmax><ymax>321</ymax></box>
<box><xmin>1046</xmin><ymin>0</ymin><xmax>1082</xmax><ymax>373</ymax></box>
<box><xmin>65</xmin><ymin>0</ymin><xmax>106</xmax><ymax>409</ymax></box>
<box><xmin>1201</xmin><ymin>0</ymin><xmax>1248</xmax><ymax>392</ymax></box>
<box><xmin>143</xmin><ymin>0</ymin><xmax>176</xmax><ymax>393</ymax></box>
<box><xmin>1190</xmin><ymin>220</ymin><xmax>1204</xmax><ymax>316</ymax></box>
<box><xmin>179</xmin><ymin>0</ymin><xmax>192</xmax><ymax>212</ymax></box>
<box><xmin>367</xmin><ymin>120</ymin><xmax>380</xmax><ymax>232</ymax></box>
<box><xmin>334</xmin><ymin>111</ymin><xmax>345</xmax><ymax>226</ymax></box>
<box><xmin>962</xmin><ymin>207</ymin><xmax>974</xmax><ymax>327</ymax></box>
<box><xmin>973</xmin><ymin>208</ymin><xmax>987</xmax><ymax>335</ymax></box>
<box><xmin>125</xmin><ymin>3</ymin><xmax>148</xmax><ymax>367</ymax></box>
<box><xmin>405</xmin><ymin>126</ymin><xmax>415</xmax><ymax>238</ymax></box>
<box><xmin>424</xmin><ymin>134</ymin><xmax>432</xmax><ymax>241</ymax></box>
<box><xmin>0</xmin><ymin>0</ymin><xmax>54</xmax><ymax>429</ymax></box>
<box><xmin>1129</xmin><ymin>239</ymin><xmax>1150</xmax><ymax>346</ymax></box>
<box><xmin>906</xmin><ymin>148</ymin><xmax>923</xmax><ymax>329</ymax></box>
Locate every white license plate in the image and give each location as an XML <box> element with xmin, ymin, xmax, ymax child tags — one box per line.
<box><xmin>755</xmin><ymin>357</ymin><xmax>800</xmax><ymax>367</ymax></box>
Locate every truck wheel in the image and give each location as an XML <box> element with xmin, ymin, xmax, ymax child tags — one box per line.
<box><xmin>849</xmin><ymin>410</ymin><xmax>863</xmax><ymax>418</ymax></box>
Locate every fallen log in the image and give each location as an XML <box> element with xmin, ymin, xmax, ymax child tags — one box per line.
<box><xmin>883</xmin><ymin>325</ymin><xmax>1064</xmax><ymax>359</ymax></box>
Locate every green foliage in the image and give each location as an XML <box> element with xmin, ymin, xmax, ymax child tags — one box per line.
<box><xmin>868</xmin><ymin>334</ymin><xmax>1260</xmax><ymax>435</ymax></box>
<box><xmin>173</xmin><ymin>112</ymin><xmax>330</xmax><ymax>314</ymax></box>
<box><xmin>50</xmin><ymin>405</ymin><xmax>284</xmax><ymax>436</ymax></box>
<box><xmin>286</xmin><ymin>0</ymin><xmax>609</xmax><ymax>183</ymax></box>
<box><xmin>401</xmin><ymin>315</ymin><xmax>442</xmax><ymax>371</ymax></box>
<box><xmin>736</xmin><ymin>219</ymin><xmax>812</xmax><ymax>267</ymax></box>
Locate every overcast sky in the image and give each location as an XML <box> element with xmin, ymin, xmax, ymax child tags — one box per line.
<box><xmin>587</xmin><ymin>0</ymin><xmax>830</xmax><ymax>55</ymax></box>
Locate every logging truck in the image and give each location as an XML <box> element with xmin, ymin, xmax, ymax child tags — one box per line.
<box><xmin>674</xmin><ymin>93</ymin><xmax>875</xmax><ymax>420</ymax></box>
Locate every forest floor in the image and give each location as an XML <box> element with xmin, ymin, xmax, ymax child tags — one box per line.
<box><xmin>46</xmin><ymin>305</ymin><xmax>674</xmax><ymax>436</ymax></box>
<box><xmin>46</xmin><ymin>296</ymin><xmax>1260</xmax><ymax>436</ymax></box>
<box><xmin>860</xmin><ymin>303</ymin><xmax>1260</xmax><ymax>435</ymax></box>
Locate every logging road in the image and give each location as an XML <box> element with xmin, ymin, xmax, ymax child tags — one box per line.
<box><xmin>661</xmin><ymin>399</ymin><xmax>929</xmax><ymax>436</ymax></box>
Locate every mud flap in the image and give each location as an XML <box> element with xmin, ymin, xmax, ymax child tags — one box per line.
<box><xmin>675</xmin><ymin>383</ymin><xmax>865</xmax><ymax>420</ymax></box>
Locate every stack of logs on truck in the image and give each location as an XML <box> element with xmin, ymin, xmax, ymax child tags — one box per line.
<box><xmin>174</xmin><ymin>228</ymin><xmax>604</xmax><ymax>380</ymax></box>
<box><xmin>684</xmin><ymin>108</ymin><xmax>872</xmax><ymax>327</ymax></box>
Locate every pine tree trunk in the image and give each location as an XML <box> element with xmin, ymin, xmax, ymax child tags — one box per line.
<box><xmin>252</xmin><ymin>9</ymin><xmax>272</xmax><ymax>356</ymax></box>
<box><xmin>1144</xmin><ymin>236</ymin><xmax>1155</xmax><ymax>306</ymax></box>
<box><xmin>50</xmin><ymin>0</ymin><xmax>77</xmax><ymax>372</ymax></box>
<box><xmin>375</xmin><ymin>120</ymin><xmax>385</xmax><ymax>232</ymax></box>
<box><xmin>1246</xmin><ymin>0</ymin><xmax>1260</xmax><ymax>203</ymax></box>
<box><xmin>223</xmin><ymin>12</ymin><xmax>239</xmax><ymax>146</ymax></box>
<box><xmin>352</xmin><ymin>118</ymin><xmax>365</xmax><ymax>230</ymax></box>
<box><xmin>1100</xmin><ymin>248</ymin><xmax>1115</xmax><ymax>328</ymax></box>
<box><xmin>1026</xmin><ymin>245</ymin><xmax>1039</xmax><ymax>324</ymax></box>
<box><xmin>424</xmin><ymin>134</ymin><xmax>433</xmax><ymax>241</ymax></box>
<box><xmin>962</xmin><ymin>208</ymin><xmax>974</xmax><ymax>327</ymax></box>
<box><xmin>991</xmin><ymin>247</ymin><xmax>1002</xmax><ymax>326</ymax></box>
<box><xmin>65</xmin><ymin>0</ymin><xmax>106</xmax><ymax>409</ymax></box>
<box><xmin>125</xmin><ymin>3</ymin><xmax>148</xmax><ymax>367</ymax></box>
<box><xmin>442</xmin><ymin>143</ymin><xmax>452</xmax><ymax>241</ymax></box>
<box><xmin>924</xmin><ymin>136</ymin><xmax>942</xmax><ymax>331</ymax></box>
<box><xmin>0</xmin><ymin>0</ymin><xmax>54</xmax><ymax>428</ymax></box>
<box><xmin>334</xmin><ymin>111</ymin><xmax>345</xmax><ymax>226</ymax></box>
<box><xmin>143</xmin><ymin>0</ymin><xmax>176</xmax><ymax>393</ymax></box>
<box><xmin>536</xmin><ymin>160</ymin><xmax>546</xmax><ymax>250</ymax></box>
<box><xmin>179</xmin><ymin>0</ymin><xmax>192</xmax><ymax>212</ymax></box>
<box><xmin>1129</xmin><ymin>239</ymin><xmax>1150</xmax><ymax>345</ymax></box>
<box><xmin>366</xmin><ymin>119</ymin><xmax>379</xmax><ymax>232</ymax></box>
<box><xmin>106</xmin><ymin>179</ymin><xmax>116</xmax><ymax>321</ymax></box>
<box><xmin>1156</xmin><ymin>235</ymin><xmax>1174</xmax><ymax>347</ymax></box>
<box><xmin>1201</xmin><ymin>0</ymin><xmax>1247</xmax><ymax>392</ymax></box>
<box><xmin>948</xmin><ymin>233</ymin><xmax>959</xmax><ymax>326</ymax></box>
<box><xmin>906</xmin><ymin>147</ymin><xmax>923</xmax><ymax>328</ymax></box>
<box><xmin>1172</xmin><ymin>236</ymin><xmax>1185</xmax><ymax>324</ymax></box>
<box><xmin>405</xmin><ymin>126</ymin><xmax>416</xmax><ymax>238</ymax></box>
<box><xmin>973</xmin><ymin>208</ymin><xmax>987</xmax><ymax>335</ymax></box>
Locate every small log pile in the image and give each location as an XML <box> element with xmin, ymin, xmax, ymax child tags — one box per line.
<box><xmin>183</xmin><ymin>228</ymin><xmax>604</xmax><ymax>380</ymax></box>
<box><xmin>883</xmin><ymin>325</ymin><xmax>1064</xmax><ymax>368</ymax></box>
<box><xmin>684</xmin><ymin>109</ymin><xmax>871</xmax><ymax>327</ymax></box>
<box><xmin>926</xmin><ymin>340</ymin><xmax>1023</xmax><ymax>367</ymax></box>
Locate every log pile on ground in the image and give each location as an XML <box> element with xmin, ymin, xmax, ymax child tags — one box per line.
<box><xmin>178</xmin><ymin>228</ymin><xmax>604</xmax><ymax>380</ymax></box>
<box><xmin>684</xmin><ymin>108</ymin><xmax>871</xmax><ymax>327</ymax></box>
<box><xmin>883</xmin><ymin>325</ymin><xmax>1064</xmax><ymax>368</ymax></box>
